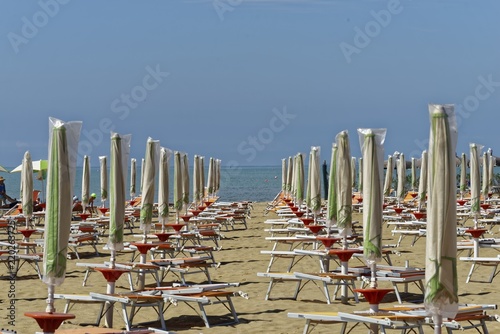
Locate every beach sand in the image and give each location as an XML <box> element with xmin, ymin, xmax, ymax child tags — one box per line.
<box><xmin>4</xmin><ymin>201</ymin><xmax>500</xmax><ymax>333</ymax></box>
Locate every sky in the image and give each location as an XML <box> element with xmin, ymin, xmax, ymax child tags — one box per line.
<box><xmin>1</xmin><ymin>0</ymin><xmax>499</xmax><ymax>168</ymax></box>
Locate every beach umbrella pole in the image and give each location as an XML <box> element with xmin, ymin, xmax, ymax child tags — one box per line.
<box><xmin>46</xmin><ymin>284</ymin><xmax>55</xmax><ymax>313</ymax></box>
<box><xmin>433</xmin><ymin>315</ymin><xmax>442</xmax><ymax>334</ymax></box>
<box><xmin>104</xmin><ymin>281</ymin><xmax>116</xmax><ymax>328</ymax></box>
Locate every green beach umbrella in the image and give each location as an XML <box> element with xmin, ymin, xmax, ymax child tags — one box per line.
<box><xmin>21</xmin><ymin>150</ymin><xmax>34</xmax><ymax>229</ymax></box>
<box><xmin>130</xmin><ymin>158</ymin><xmax>137</xmax><ymax>200</ymax></box>
<box><xmin>174</xmin><ymin>151</ymin><xmax>184</xmax><ymax>220</ymax></box>
<box><xmin>469</xmin><ymin>143</ymin><xmax>482</xmax><ymax>227</ymax></box>
<box><xmin>418</xmin><ymin>150</ymin><xmax>428</xmax><ymax>211</ymax></box>
<box><xmin>215</xmin><ymin>159</ymin><xmax>222</xmax><ymax>196</ymax></box>
<box><xmin>99</xmin><ymin>156</ymin><xmax>108</xmax><ymax>207</ymax></box>
<box><xmin>425</xmin><ymin>104</ymin><xmax>459</xmax><ymax>332</ymax></box>
<box><xmin>81</xmin><ymin>155</ymin><xmax>90</xmax><ymax>213</ymax></box>
<box><xmin>383</xmin><ymin>155</ymin><xmax>394</xmax><ymax>198</ymax></box>
<box><xmin>158</xmin><ymin>147</ymin><xmax>172</xmax><ymax>232</ymax></box>
<box><xmin>459</xmin><ymin>153</ymin><xmax>467</xmax><ymax>199</ymax></box>
<box><xmin>140</xmin><ymin>138</ymin><xmax>159</xmax><ymax>238</ymax></box>
<box><xmin>336</xmin><ymin>130</ymin><xmax>352</xmax><ymax>242</ymax></box>
<box><xmin>326</xmin><ymin>143</ymin><xmax>338</xmax><ymax>234</ymax></box>
<box><xmin>43</xmin><ymin>117</ymin><xmax>81</xmax><ymax>312</ymax></box>
<box><xmin>397</xmin><ymin>153</ymin><xmax>406</xmax><ymax>205</ymax></box>
<box><xmin>358</xmin><ymin>128</ymin><xmax>386</xmax><ymax>289</ymax></box>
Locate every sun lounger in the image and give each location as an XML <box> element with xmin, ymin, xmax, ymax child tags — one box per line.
<box><xmin>459</xmin><ymin>256</ymin><xmax>500</xmax><ymax>283</ymax></box>
<box><xmin>89</xmin><ymin>292</ymin><xmax>166</xmax><ymax>331</ymax></box>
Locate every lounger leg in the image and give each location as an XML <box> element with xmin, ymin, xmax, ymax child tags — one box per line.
<box><xmin>466</xmin><ymin>263</ymin><xmax>476</xmax><ymax>283</ymax></box>
<box><xmin>264</xmin><ymin>279</ymin><xmax>274</xmax><ymax>300</ymax></box>
<box><xmin>226</xmin><ymin>296</ymin><xmax>239</xmax><ymax>324</ymax></box>
<box><xmin>489</xmin><ymin>264</ymin><xmax>499</xmax><ymax>283</ymax></box>
<box><xmin>322</xmin><ymin>281</ymin><xmax>332</xmax><ymax>304</ymax></box>
<box><xmin>121</xmin><ymin>303</ymin><xmax>131</xmax><ymax>331</ymax></box>
<box><xmin>82</xmin><ymin>268</ymin><xmax>92</xmax><ymax>286</ymax></box>
<box><xmin>293</xmin><ymin>279</ymin><xmax>302</xmax><ymax>300</ymax></box>
<box><xmin>197</xmin><ymin>303</ymin><xmax>210</xmax><ymax>328</ymax></box>
<box><xmin>391</xmin><ymin>282</ymin><xmax>403</xmax><ymax>304</ymax></box>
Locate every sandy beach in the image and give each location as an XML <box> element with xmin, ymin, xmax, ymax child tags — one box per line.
<box><xmin>3</xmin><ymin>201</ymin><xmax>500</xmax><ymax>333</ymax></box>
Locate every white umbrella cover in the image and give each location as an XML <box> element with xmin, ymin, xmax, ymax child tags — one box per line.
<box><xmin>43</xmin><ymin>117</ymin><xmax>81</xmax><ymax>312</ymax></box>
<box><xmin>140</xmin><ymin>138</ymin><xmax>159</xmax><ymax>237</ymax></box>
<box><xmin>383</xmin><ymin>155</ymin><xmax>394</xmax><ymax>197</ymax></box>
<box><xmin>99</xmin><ymin>156</ymin><xmax>108</xmax><ymax>206</ymax></box>
<box><xmin>481</xmin><ymin>152</ymin><xmax>489</xmax><ymax>200</ymax></box>
<box><xmin>469</xmin><ymin>143</ymin><xmax>482</xmax><ymax>225</ymax></box>
<box><xmin>182</xmin><ymin>153</ymin><xmax>190</xmax><ymax>212</ymax></box>
<box><xmin>174</xmin><ymin>152</ymin><xmax>184</xmax><ymax>219</ymax></box>
<box><xmin>425</xmin><ymin>104</ymin><xmax>459</xmax><ymax>330</ymax></box>
<box><xmin>81</xmin><ymin>155</ymin><xmax>90</xmax><ymax>212</ymax></box>
<box><xmin>459</xmin><ymin>152</ymin><xmax>467</xmax><ymax>198</ymax></box>
<box><xmin>21</xmin><ymin>151</ymin><xmax>34</xmax><ymax>228</ymax></box>
<box><xmin>335</xmin><ymin>131</ymin><xmax>352</xmax><ymax>239</ymax></box>
<box><xmin>130</xmin><ymin>158</ymin><xmax>137</xmax><ymax>199</ymax></box>
<box><xmin>307</xmin><ymin>146</ymin><xmax>321</xmax><ymax>217</ymax></box>
<box><xmin>418</xmin><ymin>150</ymin><xmax>428</xmax><ymax>210</ymax></box>
<box><xmin>358</xmin><ymin>128</ymin><xmax>386</xmax><ymax>288</ymax></box>
<box><xmin>326</xmin><ymin>143</ymin><xmax>338</xmax><ymax>232</ymax></box>
<box><xmin>158</xmin><ymin>147</ymin><xmax>172</xmax><ymax>231</ymax></box>
<box><xmin>294</xmin><ymin>153</ymin><xmax>305</xmax><ymax>207</ymax></box>
<box><xmin>397</xmin><ymin>153</ymin><xmax>406</xmax><ymax>205</ymax></box>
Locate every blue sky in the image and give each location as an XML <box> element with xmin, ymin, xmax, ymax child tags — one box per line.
<box><xmin>1</xmin><ymin>0</ymin><xmax>499</xmax><ymax>168</ymax></box>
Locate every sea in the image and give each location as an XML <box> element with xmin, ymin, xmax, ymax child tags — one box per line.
<box><xmin>1</xmin><ymin>166</ymin><xmax>283</xmax><ymax>204</ymax></box>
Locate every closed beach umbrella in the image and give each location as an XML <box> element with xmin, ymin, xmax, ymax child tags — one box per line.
<box><xmin>307</xmin><ymin>146</ymin><xmax>321</xmax><ymax>217</ymax></box>
<box><xmin>281</xmin><ymin>158</ymin><xmax>287</xmax><ymax>196</ymax></box>
<box><xmin>326</xmin><ymin>143</ymin><xmax>338</xmax><ymax>234</ymax></box>
<box><xmin>81</xmin><ymin>155</ymin><xmax>90</xmax><ymax>213</ymax></box>
<box><xmin>383</xmin><ymin>155</ymin><xmax>394</xmax><ymax>197</ymax></box>
<box><xmin>425</xmin><ymin>104</ymin><xmax>459</xmax><ymax>332</ymax></box>
<box><xmin>199</xmin><ymin>156</ymin><xmax>205</xmax><ymax>201</ymax></box>
<box><xmin>481</xmin><ymin>152</ymin><xmax>489</xmax><ymax>200</ymax></box>
<box><xmin>358</xmin><ymin>157</ymin><xmax>363</xmax><ymax>195</ymax></box>
<box><xmin>358</xmin><ymin>128</ymin><xmax>386</xmax><ymax>288</ymax></box>
<box><xmin>43</xmin><ymin>117</ymin><xmax>81</xmax><ymax>312</ymax></box>
<box><xmin>336</xmin><ymin>131</ymin><xmax>352</xmax><ymax>241</ymax></box>
<box><xmin>99</xmin><ymin>156</ymin><xmax>108</xmax><ymax>207</ymax></box>
<box><xmin>140</xmin><ymin>138</ymin><xmax>159</xmax><ymax>239</ymax></box>
<box><xmin>418</xmin><ymin>150</ymin><xmax>428</xmax><ymax>211</ymax></box>
<box><xmin>351</xmin><ymin>157</ymin><xmax>356</xmax><ymax>190</ymax></box>
<box><xmin>105</xmin><ymin>132</ymin><xmax>130</xmax><ymax>334</ymax></box>
<box><xmin>158</xmin><ymin>147</ymin><xmax>172</xmax><ymax>232</ymax></box>
<box><xmin>174</xmin><ymin>151</ymin><xmax>184</xmax><ymax>220</ymax></box>
<box><xmin>295</xmin><ymin>153</ymin><xmax>305</xmax><ymax>207</ymax></box>
<box><xmin>140</xmin><ymin>158</ymin><xmax>145</xmax><ymax>195</ymax></box>
<box><xmin>216</xmin><ymin>159</ymin><xmax>222</xmax><ymax>196</ymax></box>
<box><xmin>108</xmin><ymin>132</ymin><xmax>130</xmax><ymax>265</ymax></box>
<box><xmin>130</xmin><ymin>158</ymin><xmax>137</xmax><ymax>200</ymax></box>
<box><xmin>459</xmin><ymin>153</ymin><xmax>467</xmax><ymax>199</ymax></box>
<box><xmin>206</xmin><ymin>157</ymin><xmax>215</xmax><ymax>198</ymax></box>
<box><xmin>182</xmin><ymin>153</ymin><xmax>190</xmax><ymax>212</ymax></box>
<box><xmin>21</xmin><ymin>151</ymin><xmax>34</xmax><ymax>229</ymax></box>
<box><xmin>397</xmin><ymin>153</ymin><xmax>406</xmax><ymax>205</ymax></box>
<box><xmin>411</xmin><ymin>157</ymin><xmax>417</xmax><ymax>192</ymax></box>
<box><xmin>193</xmin><ymin>155</ymin><xmax>201</xmax><ymax>207</ymax></box>
<box><xmin>286</xmin><ymin>156</ymin><xmax>293</xmax><ymax>199</ymax></box>
<box><xmin>489</xmin><ymin>154</ymin><xmax>495</xmax><ymax>193</ymax></box>
<box><xmin>469</xmin><ymin>143</ymin><xmax>482</xmax><ymax>226</ymax></box>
